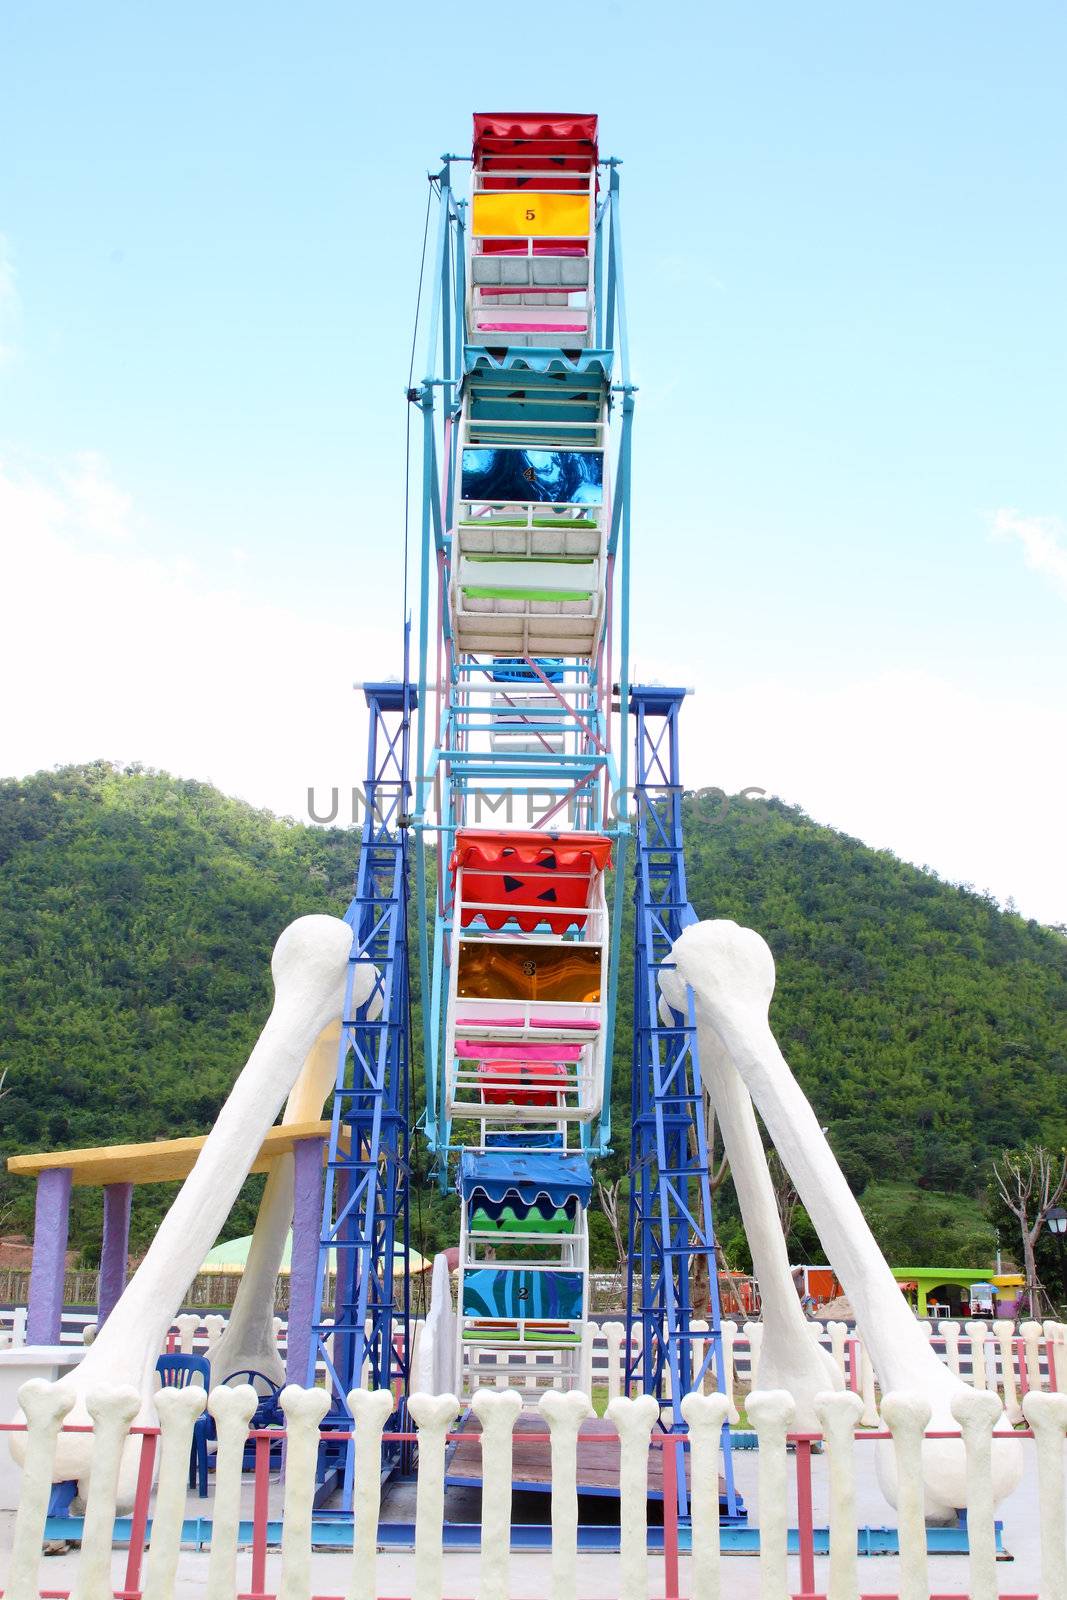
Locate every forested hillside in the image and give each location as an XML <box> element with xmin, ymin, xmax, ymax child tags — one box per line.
<box><xmin>676</xmin><ymin>793</ymin><xmax>1067</xmax><ymax>1267</ymax></box>
<box><xmin>1</xmin><ymin>763</ymin><xmax>1064</xmax><ymax>1267</ymax></box>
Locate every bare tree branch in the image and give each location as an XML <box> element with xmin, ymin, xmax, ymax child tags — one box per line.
<box><xmin>710</xmin><ymin>1153</ymin><xmax>730</xmax><ymax>1193</ymax></box>
<box><xmin>766</xmin><ymin>1148</ymin><xmax>799</xmax><ymax>1245</ymax></box>
<box><xmin>993</xmin><ymin>1145</ymin><xmax>1067</xmax><ymax>1317</ymax></box>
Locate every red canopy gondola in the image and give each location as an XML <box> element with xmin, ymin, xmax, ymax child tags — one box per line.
<box><xmin>473</xmin><ymin>113</ymin><xmax>598</xmax><ymax>172</ymax></box>
<box><xmin>450</xmin><ymin>828</ymin><xmax>612</xmax><ymax>934</ymax></box>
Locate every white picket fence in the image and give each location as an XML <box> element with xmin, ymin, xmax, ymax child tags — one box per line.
<box><xmin>6</xmin><ymin>1303</ymin><xmax>1065</xmax><ymax>1428</ymax></box>
<box><xmin>3</xmin><ymin>1376</ymin><xmax>1067</xmax><ymax>1600</ymax></box>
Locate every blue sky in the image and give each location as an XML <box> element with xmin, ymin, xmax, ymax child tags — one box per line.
<box><xmin>1</xmin><ymin>3</ymin><xmax>1065</xmax><ymax>922</ymax></box>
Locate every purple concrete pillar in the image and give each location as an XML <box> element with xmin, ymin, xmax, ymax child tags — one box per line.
<box><xmin>330</xmin><ymin>1165</ymin><xmax>355</xmax><ymax>1384</ymax></box>
<box><xmin>98</xmin><ymin>1182</ymin><xmax>133</xmax><ymax>1326</ymax></box>
<box><xmin>286</xmin><ymin>1137</ymin><xmax>324</xmax><ymax>1386</ymax></box>
<box><xmin>25</xmin><ymin>1167</ymin><xmax>73</xmax><ymax>1345</ymax></box>
<box><xmin>330</xmin><ymin>1165</ymin><xmax>354</xmax><ymax>1322</ymax></box>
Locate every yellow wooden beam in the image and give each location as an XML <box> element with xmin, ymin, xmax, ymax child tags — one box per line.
<box><xmin>6</xmin><ymin>1120</ymin><xmax>343</xmax><ymax>1188</ymax></box>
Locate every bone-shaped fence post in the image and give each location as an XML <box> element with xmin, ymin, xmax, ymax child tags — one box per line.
<box><xmin>719</xmin><ymin>1320</ymin><xmax>740</xmax><ymax>1423</ymax></box>
<box><xmin>1021</xmin><ymin>1320</ymin><xmax>1044</xmax><ymax>1391</ymax></box>
<box><xmin>680</xmin><ymin>1392</ymin><xmax>729</xmax><ymax>1600</ymax></box>
<box><xmin>826</xmin><ymin>1321</ymin><xmax>848</xmax><ymax>1382</ymax></box>
<box><xmin>73</xmin><ymin>1385</ymin><xmax>141</xmax><ymax>1600</ymax></box>
<box><xmin>690</xmin><ymin>1319</ymin><xmax>708</xmax><ymax>1393</ymax></box>
<box><xmin>939</xmin><ymin>1321</ymin><xmax>961</xmax><ymax>1378</ymax></box>
<box><xmin>880</xmin><ymin>1392</ymin><xmax>931</xmax><ymax>1600</ymax></box>
<box><xmin>601</xmin><ymin>1320</ymin><xmax>626</xmax><ymax>1401</ymax></box>
<box><xmin>206</xmin><ymin>1384</ymin><xmax>259</xmax><ymax>1600</ymax></box>
<box><xmin>142</xmin><ymin>1384</ymin><xmax>207</xmax><ymax>1600</ymax></box>
<box><xmin>815</xmin><ymin>1390</ymin><xmax>864</xmax><ymax>1600</ymax></box>
<box><xmin>950</xmin><ymin>1388</ymin><xmax>1003</xmax><ymax>1600</ymax></box>
<box><xmin>742</xmin><ymin>1322</ymin><xmax>762</xmax><ymax>1388</ymax></box>
<box><xmin>993</xmin><ymin>1318</ymin><xmax>1022</xmax><ymax>1421</ymax></box>
<box><xmin>539</xmin><ymin>1389</ymin><xmax>594</xmax><ymax>1600</ymax></box>
<box><xmin>606</xmin><ymin>1394</ymin><xmax>659</xmax><ymax>1600</ymax></box>
<box><xmin>278</xmin><ymin>1386</ymin><xmax>332</xmax><ymax>1600</ymax></box>
<box><xmin>580</xmin><ymin>1323</ymin><xmax>595</xmax><ymax>1394</ymax></box>
<box><xmin>344</xmin><ymin>1388</ymin><xmax>393</xmax><ymax>1600</ymax></box>
<box><xmin>174</xmin><ymin>1313</ymin><xmax>201</xmax><ymax>1355</ymax></box>
<box><xmin>202</xmin><ymin>1313</ymin><xmax>227</xmax><ymax>1359</ymax></box>
<box><xmin>471</xmin><ymin>1388</ymin><xmax>522</xmax><ymax>1600</ymax></box>
<box><xmin>746</xmin><ymin>1390</ymin><xmax>795</xmax><ymax>1600</ymax></box>
<box><xmin>1022</xmin><ymin>1390</ymin><xmax>1067</xmax><ymax>1600</ymax></box>
<box><xmin>860</xmin><ymin>1344</ymin><xmax>879</xmax><ymax>1426</ymax></box>
<box><xmin>964</xmin><ymin>1321</ymin><xmax>989</xmax><ymax>1390</ymax></box>
<box><xmin>1055</xmin><ymin>1323</ymin><xmax>1067</xmax><ymax>1395</ymax></box>
<box><xmin>409</xmin><ymin>1393</ymin><xmax>460</xmax><ymax>1600</ymax></box>
<box><xmin>3</xmin><ymin>1379</ymin><xmax>75</xmax><ymax>1600</ymax></box>
<box><xmin>1046</xmin><ymin>1321</ymin><xmax>1067</xmax><ymax>1394</ymax></box>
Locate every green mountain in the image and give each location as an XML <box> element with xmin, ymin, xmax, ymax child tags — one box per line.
<box><xmin>0</xmin><ymin>762</ymin><xmax>1064</xmax><ymax>1269</ymax></box>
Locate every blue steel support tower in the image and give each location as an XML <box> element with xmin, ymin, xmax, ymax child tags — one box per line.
<box><xmin>626</xmin><ymin>684</ymin><xmax>739</xmax><ymax>1520</ymax></box>
<box><xmin>308</xmin><ymin>678</ymin><xmax>415</xmax><ymax>1505</ymax></box>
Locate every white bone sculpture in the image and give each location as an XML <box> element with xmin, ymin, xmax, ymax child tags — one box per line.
<box><xmin>205</xmin><ymin>1024</ymin><xmax>343</xmax><ymax>1388</ymax></box>
<box><xmin>207</xmin><ymin>949</ymin><xmax>379</xmax><ymax>1389</ymax></box>
<box><xmin>669</xmin><ymin>917</ymin><xmax>1023</xmax><ymax>1516</ymax></box>
<box><xmin>660</xmin><ymin>978</ymin><xmax>841</xmax><ymax>1428</ymax></box>
<box><xmin>10</xmin><ymin>914</ymin><xmax>354</xmax><ymax>1502</ymax></box>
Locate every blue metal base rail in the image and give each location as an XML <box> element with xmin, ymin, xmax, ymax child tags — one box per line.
<box><xmin>42</xmin><ymin>1515</ymin><xmax>998</xmax><ymax>1556</ymax></box>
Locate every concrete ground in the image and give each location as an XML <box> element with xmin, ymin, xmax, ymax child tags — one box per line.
<box><xmin>0</xmin><ymin>1435</ymin><xmax>1054</xmax><ymax>1597</ymax></box>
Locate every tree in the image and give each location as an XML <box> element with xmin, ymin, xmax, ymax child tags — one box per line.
<box><xmin>766</xmin><ymin>1148</ymin><xmax>800</xmax><ymax>1245</ymax></box>
<box><xmin>0</xmin><ymin>1071</ymin><xmax>10</xmax><ymax>1231</ymax></box>
<box><xmin>992</xmin><ymin>1146</ymin><xmax>1067</xmax><ymax>1317</ymax></box>
<box><xmin>594</xmin><ymin>1178</ymin><xmax>627</xmax><ymax>1301</ymax></box>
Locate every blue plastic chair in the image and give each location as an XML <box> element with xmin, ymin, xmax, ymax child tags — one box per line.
<box><xmin>155</xmin><ymin>1353</ymin><xmax>213</xmax><ymax>1496</ymax></box>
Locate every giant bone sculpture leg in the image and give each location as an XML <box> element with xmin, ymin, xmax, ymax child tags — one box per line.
<box><xmin>207</xmin><ymin>1021</ymin><xmax>343</xmax><ymax>1387</ymax></box>
<box><xmin>10</xmin><ymin>914</ymin><xmax>354</xmax><ymax>1502</ymax></box>
<box><xmin>670</xmin><ymin>918</ymin><xmax>1023</xmax><ymax>1517</ymax></box>
<box><xmin>207</xmin><ymin>954</ymin><xmax>380</xmax><ymax>1388</ymax></box>
<box><xmin>659</xmin><ymin>978</ymin><xmax>840</xmax><ymax>1428</ymax></box>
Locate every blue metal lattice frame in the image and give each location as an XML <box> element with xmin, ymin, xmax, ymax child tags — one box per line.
<box><xmin>308</xmin><ymin>675</ymin><xmax>416</xmax><ymax>1508</ymax></box>
<box><xmin>625</xmin><ymin>684</ymin><xmax>740</xmax><ymax>1522</ymax></box>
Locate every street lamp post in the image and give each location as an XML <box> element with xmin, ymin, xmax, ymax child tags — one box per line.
<box><xmin>1044</xmin><ymin>1206</ymin><xmax>1067</xmax><ymax>1308</ymax></box>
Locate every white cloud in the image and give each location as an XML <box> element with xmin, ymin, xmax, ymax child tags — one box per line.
<box><xmin>1</xmin><ymin>455</ymin><xmax>1065</xmax><ymax>928</ymax></box>
<box><xmin>0</xmin><ymin>455</ymin><xmax>397</xmax><ymax>823</ymax></box>
<box><xmin>991</xmin><ymin>508</ymin><xmax>1067</xmax><ymax>600</ymax></box>
<box><xmin>684</xmin><ymin>668</ymin><xmax>1067</xmax><ymax>927</ymax></box>
<box><xmin>0</xmin><ymin>236</ymin><xmax>19</xmax><ymax>365</ymax></box>
<box><xmin>65</xmin><ymin>451</ymin><xmax>133</xmax><ymax>542</ymax></box>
